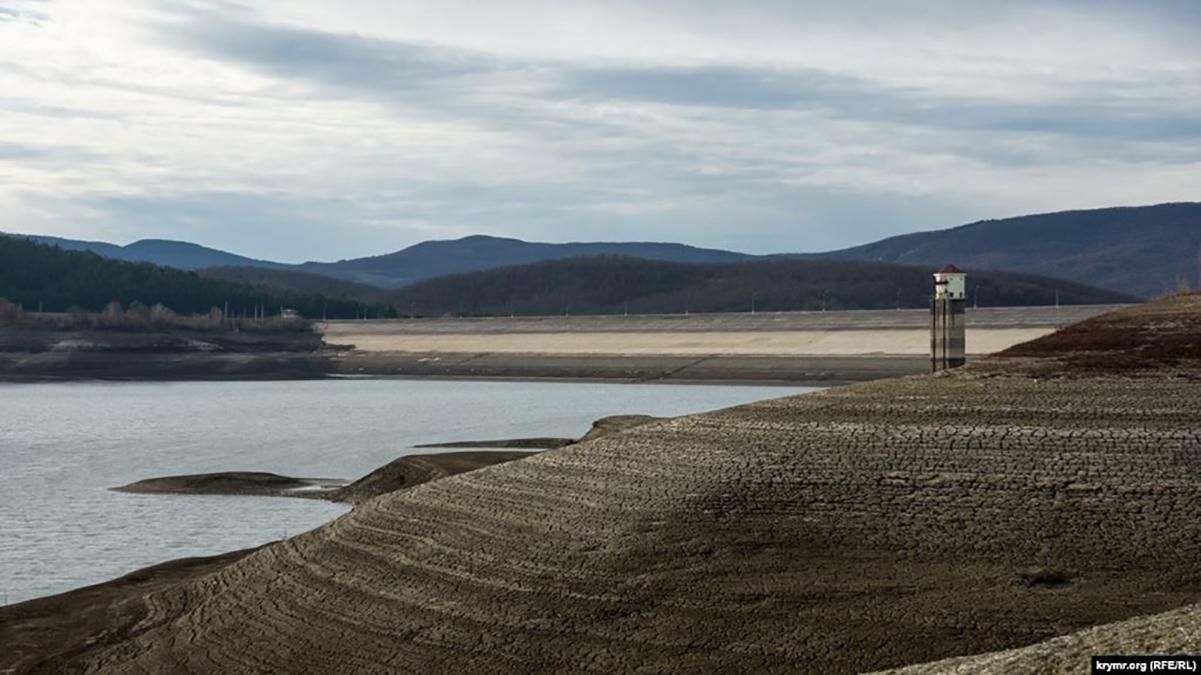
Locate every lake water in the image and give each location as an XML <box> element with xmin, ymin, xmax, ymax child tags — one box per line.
<box><xmin>0</xmin><ymin>379</ymin><xmax>811</xmax><ymax>605</ymax></box>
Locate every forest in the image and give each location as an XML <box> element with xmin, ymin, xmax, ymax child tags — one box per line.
<box><xmin>0</xmin><ymin>236</ymin><xmax>395</xmax><ymax>320</ymax></box>
<box><xmin>388</xmin><ymin>255</ymin><xmax>1137</xmax><ymax>317</ymax></box>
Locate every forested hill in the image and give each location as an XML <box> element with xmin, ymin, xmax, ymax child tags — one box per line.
<box><xmin>301</xmin><ymin>234</ymin><xmax>751</xmax><ymax>287</ymax></box>
<box><xmin>22</xmin><ymin>234</ymin><xmax>285</xmax><ymax>270</ymax></box>
<box><xmin>0</xmin><ymin>236</ymin><xmax>393</xmax><ymax>319</ymax></box>
<box><xmin>200</xmin><ymin>266</ymin><xmax>392</xmax><ymax>304</ymax></box>
<box><xmin>15</xmin><ymin>203</ymin><xmax>1201</xmax><ymax>297</ymax></box>
<box><xmin>816</xmin><ymin>202</ymin><xmax>1201</xmax><ymax>297</ymax></box>
<box><xmin>388</xmin><ymin>255</ymin><xmax>1137</xmax><ymax>317</ymax></box>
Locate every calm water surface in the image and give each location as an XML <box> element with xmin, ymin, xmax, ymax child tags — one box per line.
<box><xmin>0</xmin><ymin>379</ymin><xmax>812</xmax><ymax>605</ymax></box>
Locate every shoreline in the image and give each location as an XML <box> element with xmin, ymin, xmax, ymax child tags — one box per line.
<box><xmin>0</xmin><ymin>547</ymin><xmax>262</xmax><ymax>673</ymax></box>
<box><xmin>106</xmin><ymin>417</ymin><xmax>662</xmax><ymax>503</ymax></box>
<box><xmin>0</xmin><ymin>352</ymin><xmax>928</xmax><ymax>385</ymax></box>
<box><xmin>1</xmin><ymin>304</ymin><xmax>1117</xmax><ymax>385</ymax></box>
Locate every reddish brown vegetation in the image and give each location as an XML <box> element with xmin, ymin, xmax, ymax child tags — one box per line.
<box><xmin>997</xmin><ymin>292</ymin><xmax>1201</xmax><ymax>371</ymax></box>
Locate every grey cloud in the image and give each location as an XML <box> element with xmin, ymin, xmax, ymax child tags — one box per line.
<box><xmin>562</xmin><ymin>65</ymin><xmax>1201</xmax><ymax>142</ymax></box>
<box><xmin>7</xmin><ymin>1</ymin><xmax>1192</xmax><ymax>260</ymax></box>
<box><xmin>0</xmin><ymin>95</ymin><xmax>125</xmax><ymax>120</ymax></box>
<box><xmin>0</xmin><ymin>4</ymin><xmax>48</xmax><ymax>24</ymax></box>
<box><xmin>0</xmin><ymin>141</ymin><xmax>96</xmax><ymax>163</ymax></box>
<box><xmin>0</xmin><ymin>142</ymin><xmax>51</xmax><ymax>161</ymax></box>
<box><xmin>157</xmin><ymin>9</ymin><xmax>494</xmax><ymax>96</ymax></box>
<box><xmin>154</xmin><ymin>8</ymin><xmax>1201</xmax><ymax>147</ymax></box>
<box><xmin>561</xmin><ymin>66</ymin><xmax>865</xmax><ymax>110</ymax></box>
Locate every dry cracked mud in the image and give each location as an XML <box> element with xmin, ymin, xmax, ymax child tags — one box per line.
<box><xmin>4</xmin><ymin>295</ymin><xmax>1201</xmax><ymax>674</ymax></box>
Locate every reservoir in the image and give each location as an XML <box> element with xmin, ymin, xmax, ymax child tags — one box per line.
<box><xmin>0</xmin><ymin>379</ymin><xmax>809</xmax><ymax>605</ymax></box>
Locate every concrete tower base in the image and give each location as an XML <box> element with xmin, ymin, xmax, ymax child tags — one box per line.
<box><xmin>931</xmin><ymin>298</ymin><xmax>966</xmax><ymax>371</ymax></box>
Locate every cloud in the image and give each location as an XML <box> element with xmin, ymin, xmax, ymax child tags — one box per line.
<box><xmin>0</xmin><ymin>0</ymin><xmax>1197</xmax><ymax>260</ymax></box>
<box><xmin>154</xmin><ymin>8</ymin><xmax>495</xmax><ymax>99</ymax></box>
<box><xmin>0</xmin><ymin>4</ymin><xmax>48</xmax><ymax>25</ymax></box>
<box><xmin>155</xmin><ymin>8</ymin><xmax>1201</xmax><ymax>146</ymax></box>
<box><xmin>564</xmin><ymin>64</ymin><xmax>1201</xmax><ymax>142</ymax></box>
<box><xmin>0</xmin><ymin>141</ymin><xmax>97</xmax><ymax>163</ymax></box>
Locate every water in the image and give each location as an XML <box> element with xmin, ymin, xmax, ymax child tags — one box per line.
<box><xmin>0</xmin><ymin>379</ymin><xmax>810</xmax><ymax>605</ymax></box>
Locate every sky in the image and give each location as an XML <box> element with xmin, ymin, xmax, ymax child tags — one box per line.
<box><xmin>0</xmin><ymin>0</ymin><xmax>1198</xmax><ymax>263</ymax></box>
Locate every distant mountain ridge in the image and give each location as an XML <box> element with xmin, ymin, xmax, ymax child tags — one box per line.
<box><xmin>297</xmin><ymin>235</ymin><xmax>752</xmax><ymax>287</ymax></box>
<box><xmin>12</xmin><ymin>233</ymin><xmax>751</xmax><ymax>289</ymax></box>
<box><xmin>12</xmin><ymin>202</ymin><xmax>1201</xmax><ymax>297</ymax></box>
<box><xmin>814</xmin><ymin>202</ymin><xmax>1201</xmax><ymax>298</ymax></box>
<box><xmin>21</xmin><ymin>234</ymin><xmax>286</xmax><ymax>271</ymax></box>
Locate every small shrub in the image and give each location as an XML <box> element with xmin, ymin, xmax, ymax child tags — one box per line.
<box><xmin>124</xmin><ymin>301</ymin><xmax>151</xmax><ymax>329</ymax></box>
<box><xmin>149</xmin><ymin>303</ymin><xmax>176</xmax><ymax>328</ymax></box>
<box><xmin>0</xmin><ymin>297</ymin><xmax>23</xmax><ymax>323</ymax></box>
<box><xmin>204</xmin><ymin>307</ymin><xmax>225</xmax><ymax>331</ymax></box>
<box><xmin>98</xmin><ymin>301</ymin><xmax>124</xmax><ymax>328</ymax></box>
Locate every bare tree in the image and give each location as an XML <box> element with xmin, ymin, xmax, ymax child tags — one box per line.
<box><xmin>99</xmin><ymin>301</ymin><xmax>124</xmax><ymax>328</ymax></box>
<box><xmin>149</xmin><ymin>303</ymin><xmax>176</xmax><ymax>328</ymax></box>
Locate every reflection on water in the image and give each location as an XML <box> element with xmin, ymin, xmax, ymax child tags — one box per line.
<box><xmin>0</xmin><ymin>379</ymin><xmax>811</xmax><ymax>605</ymax></box>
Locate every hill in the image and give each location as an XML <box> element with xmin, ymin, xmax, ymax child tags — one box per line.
<box><xmin>816</xmin><ymin>202</ymin><xmax>1201</xmax><ymax>297</ymax></box>
<box><xmin>14</xmin><ymin>203</ymin><xmax>1201</xmax><ymax>296</ymax></box>
<box><xmin>0</xmin><ymin>236</ymin><xmax>391</xmax><ymax>319</ymax></box>
<box><xmin>11</xmin><ymin>232</ymin><xmax>754</xmax><ymax>290</ymax></box>
<box><xmin>387</xmin><ymin>255</ymin><xmax>1136</xmax><ymax>317</ymax></box>
<box><xmin>13</xmin><ymin>295</ymin><xmax>1201</xmax><ymax>672</ymax></box>
<box><xmin>301</xmin><ymin>234</ymin><xmax>752</xmax><ymax>287</ymax></box>
<box><xmin>199</xmin><ymin>266</ymin><xmax>391</xmax><ymax>304</ymax></box>
<box><xmin>21</xmin><ymin>234</ymin><xmax>285</xmax><ymax>271</ymax></box>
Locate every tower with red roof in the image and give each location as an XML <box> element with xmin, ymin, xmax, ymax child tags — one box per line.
<box><xmin>932</xmin><ymin>265</ymin><xmax>967</xmax><ymax>371</ymax></box>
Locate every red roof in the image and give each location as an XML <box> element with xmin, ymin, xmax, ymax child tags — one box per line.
<box><xmin>937</xmin><ymin>264</ymin><xmax>963</xmax><ymax>274</ymax></box>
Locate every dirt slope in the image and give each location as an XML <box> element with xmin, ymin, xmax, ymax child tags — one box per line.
<box><xmin>13</xmin><ymin>296</ymin><xmax>1201</xmax><ymax>674</ymax></box>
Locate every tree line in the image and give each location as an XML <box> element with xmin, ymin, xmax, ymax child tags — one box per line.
<box><xmin>0</xmin><ymin>236</ymin><xmax>396</xmax><ymax>320</ymax></box>
<box><xmin>387</xmin><ymin>255</ymin><xmax>1137</xmax><ymax>317</ymax></box>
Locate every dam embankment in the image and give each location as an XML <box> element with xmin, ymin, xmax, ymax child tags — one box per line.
<box><xmin>322</xmin><ymin>304</ymin><xmax>1122</xmax><ymax>383</ymax></box>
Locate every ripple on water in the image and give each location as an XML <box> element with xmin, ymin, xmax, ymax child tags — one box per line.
<box><xmin>0</xmin><ymin>379</ymin><xmax>806</xmax><ymax>604</ymax></box>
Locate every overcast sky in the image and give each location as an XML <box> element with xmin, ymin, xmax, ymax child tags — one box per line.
<box><xmin>1</xmin><ymin>0</ymin><xmax>1198</xmax><ymax>262</ymax></box>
